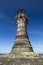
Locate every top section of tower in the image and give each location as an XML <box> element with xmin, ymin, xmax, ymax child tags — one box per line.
<box><xmin>18</xmin><ymin>9</ymin><xmax>26</xmax><ymax>14</ymax></box>
<box><xmin>15</xmin><ymin>9</ymin><xmax>28</xmax><ymax>23</ymax></box>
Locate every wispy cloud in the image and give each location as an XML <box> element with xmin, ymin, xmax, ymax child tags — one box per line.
<box><xmin>29</xmin><ymin>30</ymin><xmax>43</xmax><ymax>36</ymax></box>
<box><xmin>0</xmin><ymin>15</ymin><xmax>5</xmax><ymax>18</ymax></box>
<box><xmin>31</xmin><ymin>41</ymin><xmax>43</xmax><ymax>53</ymax></box>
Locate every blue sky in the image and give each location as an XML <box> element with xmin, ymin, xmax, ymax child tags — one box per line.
<box><xmin>0</xmin><ymin>0</ymin><xmax>43</xmax><ymax>54</ymax></box>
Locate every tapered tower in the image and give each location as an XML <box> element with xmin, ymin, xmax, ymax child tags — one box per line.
<box><xmin>11</xmin><ymin>9</ymin><xmax>33</xmax><ymax>54</ymax></box>
<box><xmin>0</xmin><ymin>9</ymin><xmax>43</xmax><ymax>65</ymax></box>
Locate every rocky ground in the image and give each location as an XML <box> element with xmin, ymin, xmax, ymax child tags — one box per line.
<box><xmin>0</xmin><ymin>52</ymin><xmax>43</xmax><ymax>65</ymax></box>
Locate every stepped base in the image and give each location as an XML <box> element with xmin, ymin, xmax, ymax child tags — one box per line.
<box><xmin>0</xmin><ymin>52</ymin><xmax>43</xmax><ymax>65</ymax></box>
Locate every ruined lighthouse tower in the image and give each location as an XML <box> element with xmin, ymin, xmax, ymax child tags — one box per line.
<box><xmin>0</xmin><ymin>9</ymin><xmax>43</xmax><ymax>65</ymax></box>
<box><xmin>11</xmin><ymin>9</ymin><xmax>33</xmax><ymax>54</ymax></box>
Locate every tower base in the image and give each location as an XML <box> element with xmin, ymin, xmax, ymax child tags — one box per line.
<box><xmin>0</xmin><ymin>52</ymin><xmax>43</xmax><ymax>65</ymax></box>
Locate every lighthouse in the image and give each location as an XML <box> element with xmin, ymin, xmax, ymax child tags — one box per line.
<box><xmin>11</xmin><ymin>9</ymin><xmax>33</xmax><ymax>54</ymax></box>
